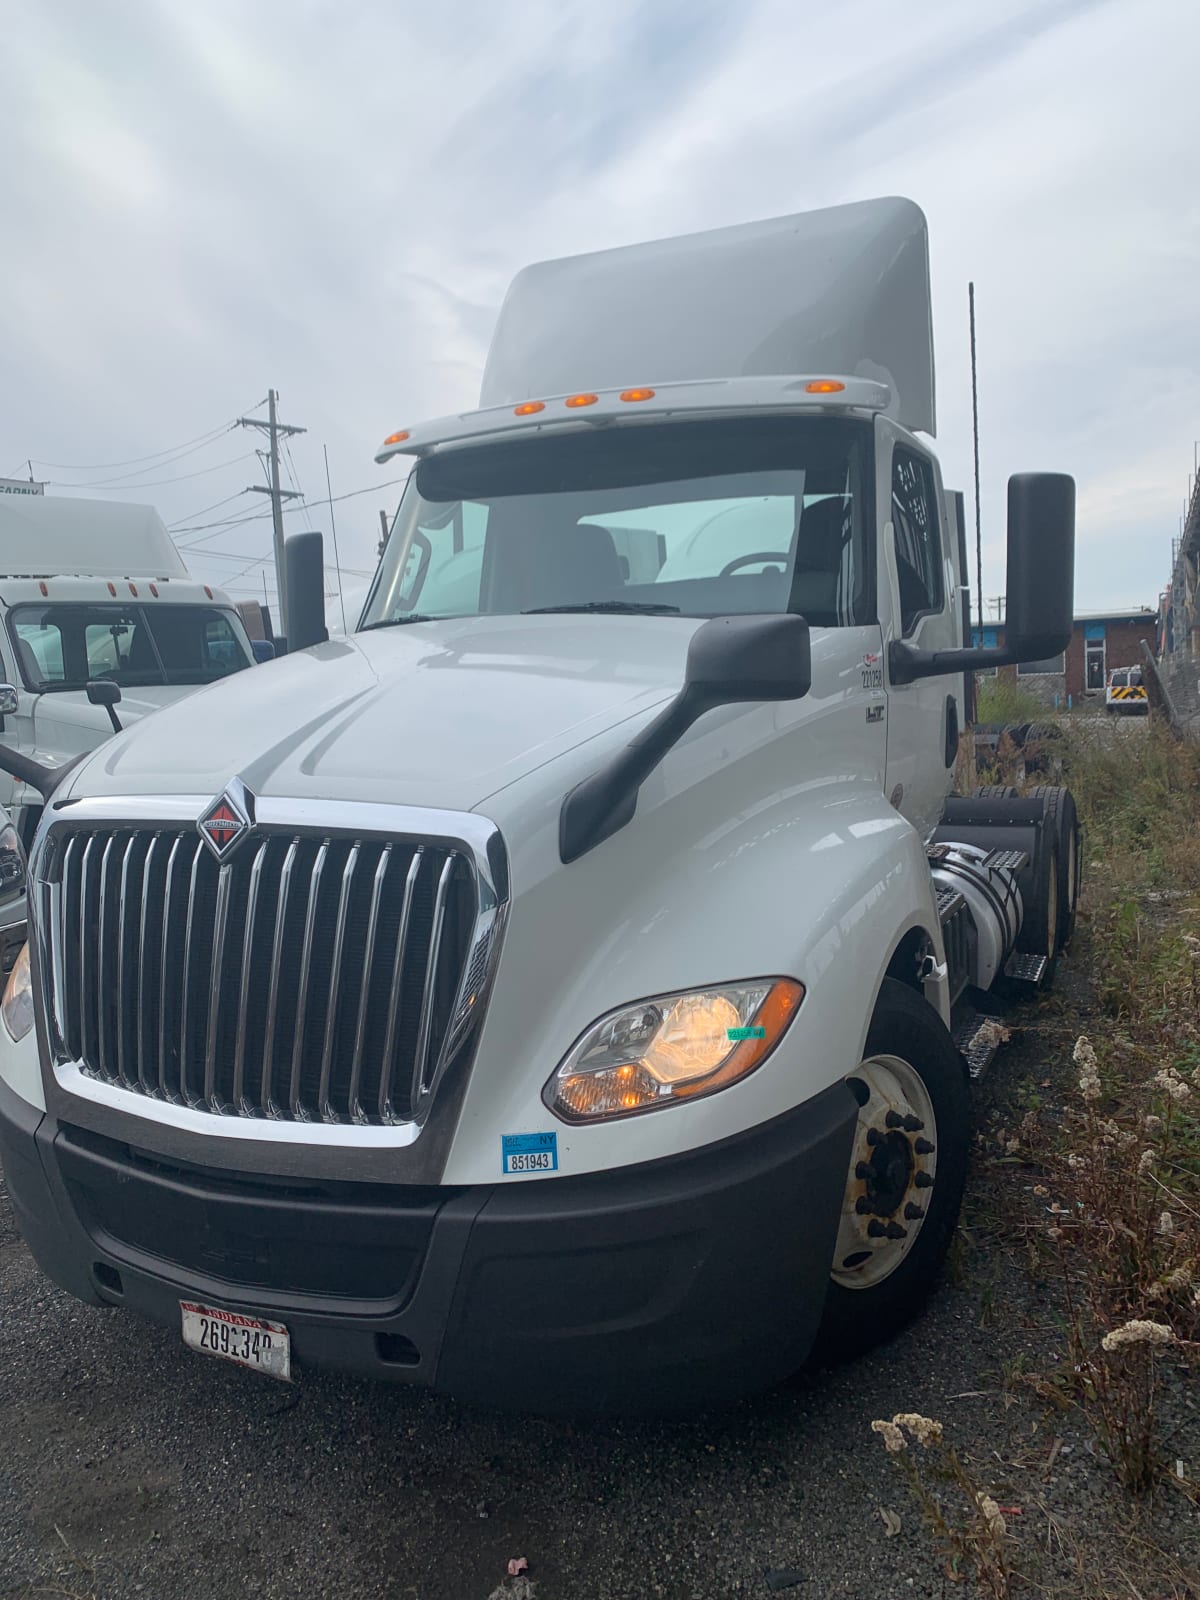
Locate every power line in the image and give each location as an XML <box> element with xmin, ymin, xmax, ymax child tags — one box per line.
<box><xmin>27</xmin><ymin>413</ymin><xmax>255</xmax><ymax>474</ymax></box>
<box><xmin>167</xmin><ymin>489</ymin><xmax>253</xmax><ymax>529</ymax></box>
<box><xmin>170</xmin><ymin>474</ymin><xmax>410</xmax><ymax>534</ymax></box>
<box><xmin>51</xmin><ymin>451</ymin><xmax>256</xmax><ymax>491</ymax></box>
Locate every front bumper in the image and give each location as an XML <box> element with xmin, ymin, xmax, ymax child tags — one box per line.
<box><xmin>0</xmin><ymin>1074</ymin><xmax>855</xmax><ymax>1414</ymax></box>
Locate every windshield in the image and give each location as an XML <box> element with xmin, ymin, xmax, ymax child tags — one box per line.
<box><xmin>360</xmin><ymin>418</ymin><xmax>874</xmax><ymax>629</ymax></box>
<box><xmin>8</xmin><ymin>602</ymin><xmax>254</xmax><ymax>692</ymax></box>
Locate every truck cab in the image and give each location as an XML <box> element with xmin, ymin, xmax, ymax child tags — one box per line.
<box><xmin>0</xmin><ymin>198</ymin><xmax>1078</xmax><ymax>1413</ymax></box>
<box><xmin>0</xmin><ymin>495</ymin><xmax>256</xmax><ymax>846</ymax></box>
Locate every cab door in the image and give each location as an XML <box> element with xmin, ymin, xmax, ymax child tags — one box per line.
<box><xmin>876</xmin><ymin>417</ymin><xmax>964</xmax><ymax>839</ymax></box>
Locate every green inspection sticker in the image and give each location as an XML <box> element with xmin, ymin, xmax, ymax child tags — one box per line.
<box><xmin>727</xmin><ymin>1026</ymin><xmax>767</xmax><ymax>1041</ymax></box>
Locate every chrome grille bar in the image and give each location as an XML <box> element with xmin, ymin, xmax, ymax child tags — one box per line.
<box><xmin>348</xmin><ymin>846</ymin><xmax>390</xmax><ymax>1123</ymax></box>
<box><xmin>379</xmin><ymin>848</ymin><xmax>422</xmax><ymax>1121</ymax></box>
<box><xmin>232</xmin><ymin>841</ymin><xmax>267</xmax><ymax>1112</ymax></box>
<box><xmin>412</xmin><ymin>854</ymin><xmax>455</xmax><ymax>1101</ymax></box>
<box><xmin>203</xmin><ymin>863</ymin><xmax>233</xmax><ymax>1110</ymax></box>
<box><xmin>116</xmin><ymin>839</ymin><xmax>137</xmax><ymax>1088</ymax></box>
<box><xmin>318</xmin><ymin>843</ymin><xmax>359</xmax><ymax>1121</ymax></box>
<box><xmin>95</xmin><ymin>836</ymin><xmax>117</xmax><ymax>1083</ymax></box>
<box><xmin>136</xmin><ymin>834</ymin><xmax>161</xmax><ymax>1094</ymax></box>
<box><xmin>177</xmin><ymin>841</ymin><xmax>205</xmax><ymax>1106</ymax></box>
<box><xmin>261</xmin><ymin>837</ymin><xmax>300</xmax><ymax>1116</ymax></box>
<box><xmin>288</xmin><ymin>841</ymin><xmax>327</xmax><ymax>1119</ymax></box>
<box><xmin>157</xmin><ymin>835</ymin><xmax>185</xmax><ymax>1101</ymax></box>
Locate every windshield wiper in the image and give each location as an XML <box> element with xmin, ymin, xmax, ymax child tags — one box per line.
<box><xmin>359</xmin><ymin>614</ymin><xmax>444</xmax><ymax>631</ymax></box>
<box><xmin>522</xmin><ymin>600</ymin><xmax>681</xmax><ymax>615</ymax></box>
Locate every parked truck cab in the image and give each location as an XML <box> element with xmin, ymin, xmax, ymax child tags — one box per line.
<box><xmin>0</xmin><ymin>199</ymin><xmax>1078</xmax><ymax>1412</ymax></box>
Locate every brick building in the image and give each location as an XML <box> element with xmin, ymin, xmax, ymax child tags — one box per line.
<box><xmin>972</xmin><ymin>606</ymin><xmax>1158</xmax><ymax>707</ymax></box>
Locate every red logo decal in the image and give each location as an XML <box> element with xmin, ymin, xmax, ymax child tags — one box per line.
<box><xmin>198</xmin><ymin>795</ymin><xmax>248</xmax><ymax>857</ymax></box>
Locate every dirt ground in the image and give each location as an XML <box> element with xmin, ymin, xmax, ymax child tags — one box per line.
<box><xmin>2</xmin><ymin>928</ymin><xmax>1197</xmax><ymax>1598</ymax></box>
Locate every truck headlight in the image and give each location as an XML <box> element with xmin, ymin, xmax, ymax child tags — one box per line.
<box><xmin>544</xmin><ymin>978</ymin><xmax>803</xmax><ymax>1123</ymax></box>
<box><xmin>0</xmin><ymin>819</ymin><xmax>26</xmax><ymax>906</ymax></box>
<box><xmin>2</xmin><ymin>942</ymin><xmax>32</xmax><ymax>1042</ymax></box>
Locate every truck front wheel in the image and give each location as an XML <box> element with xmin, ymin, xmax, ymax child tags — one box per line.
<box><xmin>812</xmin><ymin>979</ymin><xmax>970</xmax><ymax>1363</ymax></box>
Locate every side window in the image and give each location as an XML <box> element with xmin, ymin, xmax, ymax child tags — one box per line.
<box><xmin>203</xmin><ymin>615</ymin><xmax>243</xmax><ymax>674</ymax></box>
<box><xmin>399</xmin><ymin>501</ymin><xmax>487</xmax><ymax>615</ymax></box>
<box><xmin>891</xmin><ymin>448</ymin><xmax>942</xmax><ymax>635</ymax></box>
<box><xmin>12</xmin><ymin>619</ymin><xmax>65</xmax><ymax>687</ymax></box>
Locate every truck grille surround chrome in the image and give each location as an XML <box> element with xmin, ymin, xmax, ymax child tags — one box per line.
<box><xmin>33</xmin><ymin>796</ymin><xmax>507</xmax><ymax>1140</ymax></box>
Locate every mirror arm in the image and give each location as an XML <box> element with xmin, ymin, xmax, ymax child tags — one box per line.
<box><xmin>0</xmin><ymin>741</ymin><xmax>79</xmax><ymax>802</ymax></box>
<box><xmin>889</xmin><ymin>640</ymin><xmax>1023</xmax><ymax>685</ymax></box>
<box><xmin>559</xmin><ymin>690</ymin><xmax>704</xmax><ymax>864</ymax></box>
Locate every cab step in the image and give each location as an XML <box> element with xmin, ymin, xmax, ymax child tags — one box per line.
<box><xmin>1004</xmin><ymin>951</ymin><xmax>1048</xmax><ymax>984</ymax></box>
<box><xmin>952</xmin><ymin>1011</ymin><xmax>1013</xmax><ymax>1079</ymax></box>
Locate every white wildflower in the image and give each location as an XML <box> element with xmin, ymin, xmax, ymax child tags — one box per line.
<box><xmin>1073</xmin><ymin>1036</ymin><xmax>1098</xmax><ymax>1071</ymax></box>
<box><xmin>975</xmin><ymin>1494</ymin><xmax>1007</xmax><ymax>1539</ymax></box>
<box><xmin>1033</xmin><ymin>1184</ymin><xmax>1050</xmax><ymax>1197</ymax></box>
<box><xmin>1158</xmin><ymin>1211</ymin><xmax>1175</xmax><ymax>1238</ymax></box>
<box><xmin>871</xmin><ymin>1419</ymin><xmax>906</xmax><ymax>1454</ymax></box>
<box><xmin>1154</xmin><ymin>1070</ymin><xmax>1192</xmax><ymax>1104</ymax></box>
<box><xmin>1144</xmin><ymin>1113</ymin><xmax>1163</xmax><ymax>1133</ymax></box>
<box><xmin>1138</xmin><ymin>1149</ymin><xmax>1156</xmax><ymax>1175</ymax></box>
<box><xmin>1163</xmin><ymin>1263</ymin><xmax>1194</xmax><ymax>1290</ymax></box>
<box><xmin>893</xmin><ymin>1413</ymin><xmax>943</xmax><ymax>1447</ymax></box>
<box><xmin>1101</xmin><ymin>1320</ymin><xmax>1178</xmax><ymax>1352</ymax></box>
<box><xmin>1066</xmin><ymin>1153</ymin><xmax>1083</xmax><ymax>1170</ymax></box>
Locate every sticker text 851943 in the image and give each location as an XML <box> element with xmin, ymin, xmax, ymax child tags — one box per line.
<box><xmin>502</xmin><ymin>1131</ymin><xmax>559</xmax><ymax>1174</ymax></box>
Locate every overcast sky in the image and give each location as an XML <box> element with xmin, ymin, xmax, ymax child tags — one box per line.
<box><xmin>2</xmin><ymin>0</ymin><xmax>1196</xmax><ymax>623</ymax></box>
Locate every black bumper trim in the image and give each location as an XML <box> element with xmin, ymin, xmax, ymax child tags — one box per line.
<box><xmin>0</xmin><ymin>1076</ymin><xmax>857</xmax><ymax>1413</ymax></box>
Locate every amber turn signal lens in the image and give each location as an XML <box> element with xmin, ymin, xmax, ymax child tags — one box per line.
<box><xmin>383</xmin><ymin>430</ymin><xmax>410</xmax><ymax>445</ymax></box>
<box><xmin>805</xmin><ymin>380</ymin><xmax>845</xmax><ymax>394</ymax></box>
<box><xmin>619</xmin><ymin>388</ymin><xmax>656</xmax><ymax>403</ymax></box>
<box><xmin>514</xmin><ymin>401</ymin><xmax>545</xmax><ymax>416</ymax></box>
<box><xmin>564</xmin><ymin>393</ymin><xmax>599</xmax><ymax>408</ymax></box>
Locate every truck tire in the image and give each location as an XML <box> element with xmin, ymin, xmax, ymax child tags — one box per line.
<box><xmin>812</xmin><ymin>979</ymin><xmax>971</xmax><ymax>1363</ymax></box>
<box><xmin>1030</xmin><ymin>785</ymin><xmax>1080</xmax><ymax>948</ymax></box>
<box><xmin>972</xmin><ymin>784</ymin><xmax>1019</xmax><ymax>800</ymax></box>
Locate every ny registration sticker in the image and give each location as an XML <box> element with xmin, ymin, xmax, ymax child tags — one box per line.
<box><xmin>502</xmin><ymin>1132</ymin><xmax>559</xmax><ymax>1175</ymax></box>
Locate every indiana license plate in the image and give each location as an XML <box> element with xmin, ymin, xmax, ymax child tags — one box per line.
<box><xmin>180</xmin><ymin>1301</ymin><xmax>291</xmax><ymax>1381</ymax></box>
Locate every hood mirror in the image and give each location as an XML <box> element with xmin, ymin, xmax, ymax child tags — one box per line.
<box><xmin>86</xmin><ymin>679</ymin><xmax>123</xmax><ymax>734</ymax></box>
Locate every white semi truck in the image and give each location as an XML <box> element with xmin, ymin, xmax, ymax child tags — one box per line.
<box><xmin>0</xmin><ymin>199</ymin><xmax>1079</xmax><ymax>1412</ymax></box>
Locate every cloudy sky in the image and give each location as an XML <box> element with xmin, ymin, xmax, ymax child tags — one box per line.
<box><xmin>2</xmin><ymin>0</ymin><xmax>1196</xmax><ymax>623</ymax></box>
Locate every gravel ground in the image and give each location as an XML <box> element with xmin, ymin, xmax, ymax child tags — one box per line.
<box><xmin>2</xmin><ymin>943</ymin><xmax>1197</xmax><ymax>1599</ymax></box>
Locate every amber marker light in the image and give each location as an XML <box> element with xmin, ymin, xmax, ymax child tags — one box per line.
<box><xmin>382</xmin><ymin>430</ymin><xmax>410</xmax><ymax>445</ymax></box>
<box><xmin>619</xmin><ymin>388</ymin><xmax>656</xmax><ymax>403</ymax></box>
<box><xmin>514</xmin><ymin>401</ymin><xmax>545</xmax><ymax>416</ymax></box>
<box><xmin>563</xmin><ymin>393</ymin><xmax>599</xmax><ymax>408</ymax></box>
<box><xmin>805</xmin><ymin>379</ymin><xmax>846</xmax><ymax>394</ymax></box>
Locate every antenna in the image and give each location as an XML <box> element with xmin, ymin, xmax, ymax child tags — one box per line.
<box><xmin>322</xmin><ymin>444</ymin><xmax>349</xmax><ymax>635</ymax></box>
<box><xmin>969</xmin><ymin>283</ymin><xmax>983</xmax><ymax>637</ymax></box>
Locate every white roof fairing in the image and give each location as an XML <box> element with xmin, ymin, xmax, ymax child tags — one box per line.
<box><xmin>480</xmin><ymin>197</ymin><xmax>937</xmax><ymax>436</ymax></box>
<box><xmin>0</xmin><ymin>495</ymin><xmax>189</xmax><ymax>578</ymax></box>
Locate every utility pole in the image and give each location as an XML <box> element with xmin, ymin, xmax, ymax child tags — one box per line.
<box><xmin>238</xmin><ymin>391</ymin><xmax>306</xmax><ymax>637</ymax></box>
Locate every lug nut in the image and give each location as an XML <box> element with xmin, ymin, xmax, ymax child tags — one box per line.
<box><xmin>903</xmin><ymin>1115</ymin><xmax>924</xmax><ymax>1132</ymax></box>
<box><xmin>914</xmin><ymin>1137</ymin><xmax>935</xmax><ymax>1155</ymax></box>
<box><xmin>855</xmin><ymin>1161</ymin><xmax>872</xmax><ymax>1180</ymax></box>
<box><xmin>855</xmin><ymin>1196</ymin><xmax>875</xmax><ymax>1214</ymax></box>
<box><xmin>866</xmin><ymin>1127</ymin><xmax>885</xmax><ymax>1147</ymax></box>
<box><xmin>885</xmin><ymin>1222</ymin><xmax>908</xmax><ymax>1240</ymax></box>
<box><xmin>885</xmin><ymin>1110</ymin><xmax>904</xmax><ymax>1129</ymax></box>
<box><xmin>867</xmin><ymin>1219</ymin><xmax>888</xmax><ymax>1238</ymax></box>
<box><xmin>904</xmin><ymin>1202</ymin><xmax>925</xmax><ymax>1220</ymax></box>
<box><xmin>914</xmin><ymin>1171</ymin><xmax>933</xmax><ymax>1188</ymax></box>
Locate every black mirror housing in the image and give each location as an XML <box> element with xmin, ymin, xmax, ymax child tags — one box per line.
<box><xmin>560</xmin><ymin>614</ymin><xmax>812</xmax><ymax>863</ymax></box>
<box><xmin>86</xmin><ymin>679</ymin><xmax>123</xmax><ymax>733</ymax></box>
<box><xmin>284</xmin><ymin>531</ymin><xmax>329</xmax><ymax>651</ymax></box>
<box><xmin>1003</xmin><ymin>472</ymin><xmax>1075</xmax><ymax>661</ymax></box>
<box><xmin>890</xmin><ymin>471</ymin><xmax>1075</xmax><ymax>684</ymax></box>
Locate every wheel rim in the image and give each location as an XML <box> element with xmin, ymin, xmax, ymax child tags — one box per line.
<box><xmin>832</xmin><ymin>1054</ymin><xmax>938</xmax><ymax>1290</ymax></box>
<box><xmin>1066</xmin><ymin>824</ymin><xmax>1079</xmax><ymax>911</ymax></box>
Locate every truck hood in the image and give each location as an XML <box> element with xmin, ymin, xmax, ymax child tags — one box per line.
<box><xmin>35</xmin><ymin>684</ymin><xmax>192</xmax><ymax>732</ymax></box>
<box><xmin>68</xmin><ymin>616</ymin><xmax>696</xmax><ymax>811</ymax></box>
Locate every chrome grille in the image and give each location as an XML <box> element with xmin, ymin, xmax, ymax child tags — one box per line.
<box><xmin>52</xmin><ymin>826</ymin><xmax>480</xmax><ymax>1125</ymax></box>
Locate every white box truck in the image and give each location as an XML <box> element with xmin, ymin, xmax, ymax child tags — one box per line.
<box><xmin>0</xmin><ymin>199</ymin><xmax>1079</xmax><ymax>1411</ymax></box>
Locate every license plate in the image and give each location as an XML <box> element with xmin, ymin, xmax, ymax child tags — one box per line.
<box><xmin>180</xmin><ymin>1300</ymin><xmax>291</xmax><ymax>1381</ymax></box>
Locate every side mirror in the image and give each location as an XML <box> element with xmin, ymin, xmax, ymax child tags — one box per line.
<box><xmin>560</xmin><ymin>614</ymin><xmax>812</xmax><ymax>862</ymax></box>
<box><xmin>889</xmin><ymin>472</ymin><xmax>1076</xmax><ymax>684</ymax></box>
<box><xmin>1003</xmin><ymin>473</ymin><xmax>1075</xmax><ymax>662</ymax></box>
<box><xmin>86</xmin><ymin>679</ymin><xmax>123</xmax><ymax>734</ymax></box>
<box><xmin>251</xmin><ymin>638</ymin><xmax>276</xmax><ymax>664</ymax></box>
<box><xmin>0</xmin><ymin>685</ymin><xmax>17</xmax><ymax>718</ymax></box>
<box><xmin>284</xmin><ymin>531</ymin><xmax>329</xmax><ymax>651</ymax></box>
